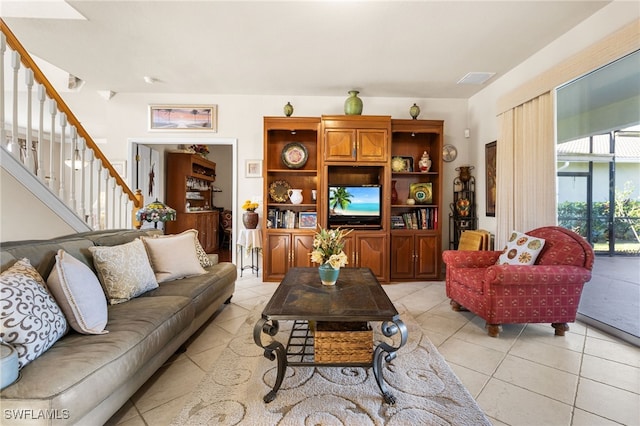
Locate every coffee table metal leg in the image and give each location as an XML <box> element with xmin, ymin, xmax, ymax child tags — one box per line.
<box><xmin>253</xmin><ymin>318</ymin><xmax>286</xmax><ymax>403</ymax></box>
<box><xmin>372</xmin><ymin>318</ymin><xmax>408</xmax><ymax>405</ymax></box>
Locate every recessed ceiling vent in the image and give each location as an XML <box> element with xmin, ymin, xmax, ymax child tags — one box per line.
<box><xmin>457</xmin><ymin>72</ymin><xmax>495</xmax><ymax>85</ymax></box>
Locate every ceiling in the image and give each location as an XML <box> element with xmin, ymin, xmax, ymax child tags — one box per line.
<box><xmin>2</xmin><ymin>0</ymin><xmax>612</xmax><ymax>99</ymax></box>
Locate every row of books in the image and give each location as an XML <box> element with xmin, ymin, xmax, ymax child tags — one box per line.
<box><xmin>266</xmin><ymin>209</ymin><xmax>297</xmax><ymax>229</ymax></box>
<box><xmin>391</xmin><ymin>208</ymin><xmax>438</xmax><ymax>230</ymax></box>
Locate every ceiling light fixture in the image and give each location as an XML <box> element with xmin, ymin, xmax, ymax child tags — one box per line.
<box><xmin>143</xmin><ymin>76</ymin><xmax>159</xmax><ymax>84</ymax></box>
<box><xmin>457</xmin><ymin>72</ymin><xmax>496</xmax><ymax>85</ymax></box>
<box><xmin>67</xmin><ymin>74</ymin><xmax>85</xmax><ymax>91</ymax></box>
<box><xmin>97</xmin><ymin>90</ymin><xmax>116</xmax><ymax>100</ymax></box>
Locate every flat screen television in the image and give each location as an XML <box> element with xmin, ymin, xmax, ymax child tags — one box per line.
<box><xmin>328</xmin><ymin>185</ymin><xmax>382</xmax><ymax>228</ymax></box>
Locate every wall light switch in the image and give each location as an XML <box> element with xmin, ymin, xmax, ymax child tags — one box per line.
<box><xmin>464</xmin><ymin>128</ymin><xmax>470</xmax><ymax>138</ymax></box>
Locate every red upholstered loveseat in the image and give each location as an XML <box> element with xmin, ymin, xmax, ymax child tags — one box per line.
<box><xmin>442</xmin><ymin>226</ymin><xmax>594</xmax><ymax>337</ymax></box>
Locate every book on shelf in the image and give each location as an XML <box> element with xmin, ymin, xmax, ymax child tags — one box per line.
<box><xmin>394</xmin><ymin>207</ymin><xmax>439</xmax><ymax>230</ymax></box>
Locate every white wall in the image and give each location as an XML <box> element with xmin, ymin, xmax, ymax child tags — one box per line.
<box><xmin>0</xmin><ymin>169</ymin><xmax>75</xmax><ymax>241</ymax></box>
<box><xmin>467</xmin><ymin>1</ymin><xmax>639</xmax><ymax>238</ymax></box>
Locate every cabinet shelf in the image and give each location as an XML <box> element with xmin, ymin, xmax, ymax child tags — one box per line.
<box><xmin>391</xmin><ymin>171</ymin><xmax>438</xmax><ymax>177</ymax></box>
<box><xmin>165</xmin><ymin>152</ymin><xmax>220</xmax><ymax>253</ymax></box>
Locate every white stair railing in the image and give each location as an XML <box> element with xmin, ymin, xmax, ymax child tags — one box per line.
<box><xmin>1</xmin><ymin>19</ymin><xmax>143</xmax><ymax>230</ymax></box>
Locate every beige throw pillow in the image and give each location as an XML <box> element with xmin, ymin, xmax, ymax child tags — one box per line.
<box><xmin>89</xmin><ymin>239</ymin><xmax>158</xmax><ymax>305</ymax></box>
<box><xmin>496</xmin><ymin>231</ymin><xmax>546</xmax><ymax>265</ymax></box>
<box><xmin>142</xmin><ymin>231</ymin><xmax>206</xmax><ymax>283</ymax></box>
<box><xmin>0</xmin><ymin>259</ymin><xmax>68</xmax><ymax>369</ymax></box>
<box><xmin>153</xmin><ymin>229</ymin><xmax>213</xmax><ymax>268</ymax></box>
<box><xmin>47</xmin><ymin>250</ymin><xmax>109</xmax><ymax>334</ymax></box>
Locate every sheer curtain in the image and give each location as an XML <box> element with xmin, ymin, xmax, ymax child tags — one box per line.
<box><xmin>496</xmin><ymin>92</ymin><xmax>556</xmax><ymax>248</ymax></box>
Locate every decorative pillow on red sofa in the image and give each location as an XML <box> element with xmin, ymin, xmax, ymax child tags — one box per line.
<box><xmin>496</xmin><ymin>231</ymin><xmax>545</xmax><ymax>265</ymax></box>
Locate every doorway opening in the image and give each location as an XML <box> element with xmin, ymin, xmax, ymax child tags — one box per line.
<box><xmin>128</xmin><ymin>137</ymin><xmax>237</xmax><ymax>264</ymax></box>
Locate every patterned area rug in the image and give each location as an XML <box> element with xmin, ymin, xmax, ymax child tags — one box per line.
<box><xmin>172</xmin><ymin>304</ymin><xmax>491</xmax><ymax>425</ymax></box>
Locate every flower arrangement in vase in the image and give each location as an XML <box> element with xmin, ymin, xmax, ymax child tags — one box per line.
<box><xmin>310</xmin><ymin>227</ymin><xmax>352</xmax><ymax>285</ymax></box>
<box><xmin>241</xmin><ymin>200</ymin><xmax>260</xmax><ymax>229</ymax></box>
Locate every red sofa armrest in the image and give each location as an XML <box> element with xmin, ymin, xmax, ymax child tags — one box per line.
<box><xmin>442</xmin><ymin>250</ymin><xmax>502</xmax><ymax>268</ymax></box>
<box><xmin>484</xmin><ymin>264</ymin><xmax>593</xmax><ymax>286</ymax></box>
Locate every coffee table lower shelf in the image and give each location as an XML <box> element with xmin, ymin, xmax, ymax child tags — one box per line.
<box><xmin>253</xmin><ymin>318</ymin><xmax>408</xmax><ymax>405</ymax></box>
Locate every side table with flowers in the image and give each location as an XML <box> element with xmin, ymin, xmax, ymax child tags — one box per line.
<box><xmin>310</xmin><ymin>227</ymin><xmax>352</xmax><ymax>286</ymax></box>
<box><xmin>242</xmin><ymin>200</ymin><xmax>260</xmax><ymax>229</ymax></box>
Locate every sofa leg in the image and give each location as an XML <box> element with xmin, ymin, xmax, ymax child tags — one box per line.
<box><xmin>486</xmin><ymin>323</ymin><xmax>500</xmax><ymax>337</ymax></box>
<box><xmin>224</xmin><ymin>295</ymin><xmax>233</xmax><ymax>304</ymax></box>
<box><xmin>552</xmin><ymin>322</ymin><xmax>569</xmax><ymax>336</ymax></box>
<box><xmin>450</xmin><ymin>300</ymin><xmax>468</xmax><ymax>312</ymax></box>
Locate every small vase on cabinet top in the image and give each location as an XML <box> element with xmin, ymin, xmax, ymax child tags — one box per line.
<box><xmin>344</xmin><ymin>90</ymin><xmax>363</xmax><ymax>115</ymax></box>
<box><xmin>409</xmin><ymin>103</ymin><xmax>420</xmax><ymax>119</ymax></box>
<box><xmin>284</xmin><ymin>102</ymin><xmax>294</xmax><ymax>117</ymax></box>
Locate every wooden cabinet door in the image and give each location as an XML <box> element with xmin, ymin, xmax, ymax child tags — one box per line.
<box><xmin>355</xmin><ymin>233</ymin><xmax>388</xmax><ymax>281</ymax></box>
<box><xmin>195</xmin><ymin>212</ymin><xmax>219</xmax><ymax>253</ymax></box>
<box><xmin>415</xmin><ymin>234</ymin><xmax>439</xmax><ymax>279</ymax></box>
<box><xmin>390</xmin><ymin>234</ymin><xmax>415</xmax><ymax>279</ymax></box>
<box><xmin>264</xmin><ymin>233</ymin><xmax>291</xmax><ymax>281</ymax></box>
<box><xmin>324</xmin><ymin>129</ymin><xmax>355</xmax><ymax>161</ymax></box>
<box><xmin>357</xmin><ymin>129</ymin><xmax>387</xmax><ymax>162</ymax></box>
<box><xmin>292</xmin><ymin>234</ymin><xmax>314</xmax><ymax>268</ymax></box>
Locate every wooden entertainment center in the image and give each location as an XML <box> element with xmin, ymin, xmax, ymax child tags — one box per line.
<box><xmin>262</xmin><ymin>115</ymin><xmax>443</xmax><ymax>282</ymax></box>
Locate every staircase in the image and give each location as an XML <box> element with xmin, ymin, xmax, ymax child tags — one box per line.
<box><xmin>0</xmin><ymin>19</ymin><xmax>142</xmax><ymax>235</ymax></box>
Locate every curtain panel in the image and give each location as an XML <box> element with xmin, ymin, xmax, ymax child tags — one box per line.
<box><xmin>496</xmin><ymin>92</ymin><xmax>556</xmax><ymax>249</ymax></box>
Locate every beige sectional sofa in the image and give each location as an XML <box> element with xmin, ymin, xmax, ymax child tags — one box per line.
<box><xmin>0</xmin><ymin>229</ymin><xmax>236</xmax><ymax>425</ymax></box>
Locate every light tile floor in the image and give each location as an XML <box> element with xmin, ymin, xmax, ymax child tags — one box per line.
<box><xmin>107</xmin><ymin>273</ymin><xmax>640</xmax><ymax>426</ymax></box>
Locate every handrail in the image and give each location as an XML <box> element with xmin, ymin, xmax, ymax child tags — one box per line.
<box><xmin>0</xmin><ymin>18</ymin><xmax>142</xmax><ymax>209</ymax></box>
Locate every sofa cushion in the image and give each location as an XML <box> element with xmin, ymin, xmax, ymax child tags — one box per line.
<box><xmin>47</xmin><ymin>250</ymin><xmax>109</xmax><ymax>335</ymax></box>
<box><xmin>496</xmin><ymin>231</ymin><xmax>545</xmax><ymax>265</ymax></box>
<box><xmin>89</xmin><ymin>239</ymin><xmax>158</xmax><ymax>305</ymax></box>
<box><xmin>141</xmin><ymin>231</ymin><xmax>206</xmax><ymax>283</ymax></box>
<box><xmin>0</xmin><ymin>295</ymin><xmax>194</xmax><ymax>415</ymax></box>
<box><xmin>142</xmin><ymin>262</ymin><xmax>237</xmax><ymax>317</ymax></box>
<box><xmin>0</xmin><ymin>259</ymin><xmax>68</xmax><ymax>369</ymax></box>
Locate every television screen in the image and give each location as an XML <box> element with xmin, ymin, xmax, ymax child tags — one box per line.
<box><xmin>328</xmin><ymin>185</ymin><xmax>381</xmax><ymax>226</ymax></box>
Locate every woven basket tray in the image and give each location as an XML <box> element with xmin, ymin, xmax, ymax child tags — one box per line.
<box><xmin>314</xmin><ymin>321</ymin><xmax>373</xmax><ymax>364</ymax></box>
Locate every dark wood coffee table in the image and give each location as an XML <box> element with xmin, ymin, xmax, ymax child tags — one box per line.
<box><xmin>253</xmin><ymin>267</ymin><xmax>408</xmax><ymax>404</ymax></box>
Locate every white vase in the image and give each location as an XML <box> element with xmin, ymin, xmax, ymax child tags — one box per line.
<box><xmin>288</xmin><ymin>189</ymin><xmax>303</xmax><ymax>204</ymax></box>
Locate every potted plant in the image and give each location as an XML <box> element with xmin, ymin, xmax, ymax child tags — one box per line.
<box><xmin>241</xmin><ymin>200</ymin><xmax>259</xmax><ymax>229</ymax></box>
<box><xmin>310</xmin><ymin>227</ymin><xmax>352</xmax><ymax>285</ymax></box>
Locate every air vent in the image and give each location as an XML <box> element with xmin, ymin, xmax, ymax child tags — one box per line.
<box><xmin>457</xmin><ymin>72</ymin><xmax>495</xmax><ymax>85</ymax></box>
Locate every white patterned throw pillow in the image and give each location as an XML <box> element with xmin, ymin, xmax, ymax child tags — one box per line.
<box><xmin>47</xmin><ymin>250</ymin><xmax>109</xmax><ymax>334</ymax></box>
<box><xmin>0</xmin><ymin>258</ymin><xmax>68</xmax><ymax>369</ymax></box>
<box><xmin>496</xmin><ymin>230</ymin><xmax>546</xmax><ymax>265</ymax></box>
<box><xmin>89</xmin><ymin>239</ymin><xmax>158</xmax><ymax>305</ymax></box>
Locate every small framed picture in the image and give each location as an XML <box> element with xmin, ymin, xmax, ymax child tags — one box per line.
<box><xmin>298</xmin><ymin>212</ymin><xmax>317</xmax><ymax>229</ymax></box>
<box><xmin>112</xmin><ymin>160</ymin><xmax>126</xmax><ymax>178</ymax></box>
<box><xmin>148</xmin><ymin>104</ymin><xmax>217</xmax><ymax>131</ymax></box>
<box><xmin>245</xmin><ymin>160</ymin><xmax>262</xmax><ymax>178</ymax></box>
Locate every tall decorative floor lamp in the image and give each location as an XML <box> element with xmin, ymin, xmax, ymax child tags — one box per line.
<box><xmin>136</xmin><ymin>199</ymin><xmax>177</xmax><ymax>230</ymax></box>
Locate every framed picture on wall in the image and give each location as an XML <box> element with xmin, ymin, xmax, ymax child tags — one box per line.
<box><xmin>486</xmin><ymin>141</ymin><xmax>497</xmax><ymax>217</ymax></box>
<box><xmin>245</xmin><ymin>160</ymin><xmax>262</xmax><ymax>178</ymax></box>
<box><xmin>148</xmin><ymin>105</ymin><xmax>217</xmax><ymax>131</ymax></box>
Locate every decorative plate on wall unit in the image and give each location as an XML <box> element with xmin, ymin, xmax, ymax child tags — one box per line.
<box><xmin>442</xmin><ymin>144</ymin><xmax>458</xmax><ymax>162</ymax></box>
<box><xmin>409</xmin><ymin>182</ymin><xmax>433</xmax><ymax>204</ymax></box>
<box><xmin>269</xmin><ymin>180</ymin><xmax>292</xmax><ymax>202</ymax></box>
<box><xmin>281</xmin><ymin>142</ymin><xmax>308</xmax><ymax>169</ymax></box>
